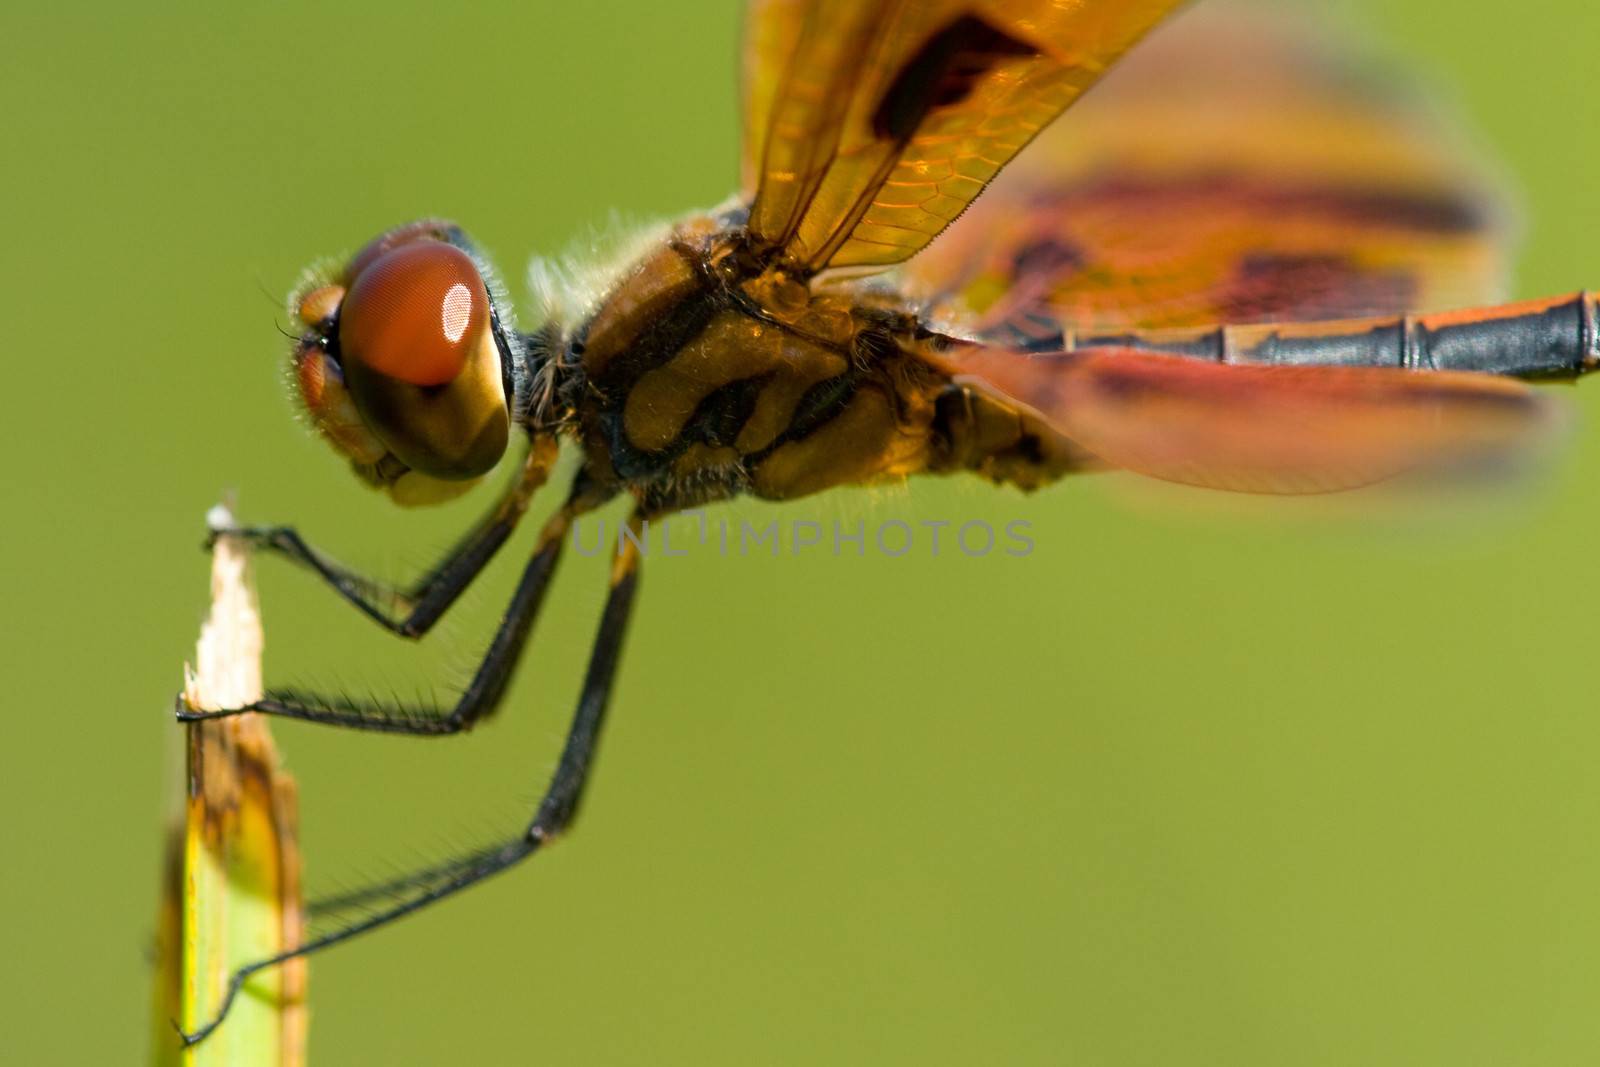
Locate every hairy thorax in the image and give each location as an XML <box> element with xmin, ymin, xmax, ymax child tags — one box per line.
<box><xmin>558</xmin><ymin>215</ymin><xmax>1083</xmax><ymax>513</ymax></box>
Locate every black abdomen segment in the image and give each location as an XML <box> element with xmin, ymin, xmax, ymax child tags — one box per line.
<box><xmin>1066</xmin><ymin>292</ymin><xmax>1600</xmax><ymax>380</ymax></box>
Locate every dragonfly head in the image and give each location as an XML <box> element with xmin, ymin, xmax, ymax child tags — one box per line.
<box><xmin>287</xmin><ymin>220</ymin><xmax>519</xmax><ymax>506</ymax></box>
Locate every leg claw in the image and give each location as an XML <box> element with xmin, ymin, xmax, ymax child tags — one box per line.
<box><xmin>173</xmin><ymin>691</ymin><xmax>249</xmax><ymax>723</ymax></box>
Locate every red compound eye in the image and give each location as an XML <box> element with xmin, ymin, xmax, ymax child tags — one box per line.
<box><xmin>338</xmin><ymin>241</ymin><xmax>490</xmax><ymax>387</ymax></box>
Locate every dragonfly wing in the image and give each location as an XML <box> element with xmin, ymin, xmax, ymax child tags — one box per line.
<box><xmin>931</xmin><ymin>343</ymin><xmax>1555</xmax><ymax>495</ymax></box>
<box><xmin>739</xmin><ymin>0</ymin><xmax>1184</xmax><ymax>273</ymax></box>
<box><xmin>900</xmin><ymin>3</ymin><xmax>1513</xmax><ymax>344</ymax></box>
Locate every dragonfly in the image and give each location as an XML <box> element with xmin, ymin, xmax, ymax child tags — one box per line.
<box><xmin>177</xmin><ymin>0</ymin><xmax>1598</xmax><ymax>1044</ymax></box>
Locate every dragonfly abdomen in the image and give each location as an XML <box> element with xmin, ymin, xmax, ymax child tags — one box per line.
<box><xmin>1064</xmin><ymin>292</ymin><xmax>1600</xmax><ymax>380</ymax></box>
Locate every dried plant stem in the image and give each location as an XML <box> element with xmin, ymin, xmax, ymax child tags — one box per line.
<box><xmin>153</xmin><ymin>512</ymin><xmax>307</xmax><ymax>1065</ymax></box>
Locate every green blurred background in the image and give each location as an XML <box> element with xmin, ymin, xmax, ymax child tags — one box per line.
<box><xmin>6</xmin><ymin>0</ymin><xmax>1600</xmax><ymax>1062</ymax></box>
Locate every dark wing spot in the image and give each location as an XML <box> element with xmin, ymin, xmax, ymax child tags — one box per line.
<box><xmin>1084</xmin><ymin>362</ymin><xmax>1167</xmax><ymax>405</ymax></box>
<box><xmin>1012</xmin><ymin>238</ymin><xmax>1083</xmax><ymax>281</ymax></box>
<box><xmin>1044</xmin><ymin>175</ymin><xmax>1491</xmax><ymax>237</ymax></box>
<box><xmin>1331</xmin><ymin>188</ymin><xmax>1488</xmax><ymax>233</ymax></box>
<box><xmin>1227</xmin><ymin>254</ymin><xmax>1417</xmax><ymax>322</ymax></box>
<box><xmin>871</xmin><ymin>14</ymin><xmax>1039</xmax><ymax>142</ymax></box>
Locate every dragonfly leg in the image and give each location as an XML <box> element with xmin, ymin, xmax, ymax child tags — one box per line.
<box><xmin>176</xmin><ymin>514</ymin><xmax>646</xmax><ymax>1048</ymax></box>
<box><xmin>211</xmin><ymin>436</ymin><xmax>558</xmax><ymax>638</ymax></box>
<box><xmin>176</xmin><ymin>482</ymin><xmax>601</xmax><ymax>736</ymax></box>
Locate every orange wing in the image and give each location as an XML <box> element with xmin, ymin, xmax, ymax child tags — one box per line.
<box><xmin>740</xmin><ymin>0</ymin><xmax>1184</xmax><ymax>273</ymax></box>
<box><xmin>899</xmin><ymin>3</ymin><xmax>1512</xmax><ymax>344</ymax></box>
<box><xmin>930</xmin><ymin>343</ymin><xmax>1555</xmax><ymax>495</ymax></box>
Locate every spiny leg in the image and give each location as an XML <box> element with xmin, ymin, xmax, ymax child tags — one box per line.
<box><xmin>177</xmin><ymin>513</ymin><xmax>647</xmax><ymax>1048</ymax></box>
<box><xmin>214</xmin><ymin>436</ymin><xmax>558</xmax><ymax>638</ymax></box>
<box><xmin>177</xmin><ymin>479</ymin><xmax>606</xmax><ymax>736</ymax></box>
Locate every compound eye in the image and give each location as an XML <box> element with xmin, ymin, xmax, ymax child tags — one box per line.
<box><xmin>336</xmin><ymin>236</ymin><xmax>510</xmax><ymax>480</ymax></box>
<box><xmin>339</xmin><ymin>241</ymin><xmax>489</xmax><ymax>387</ymax></box>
